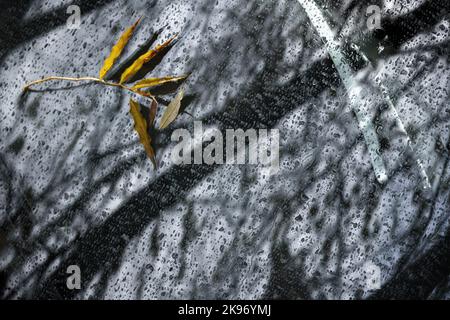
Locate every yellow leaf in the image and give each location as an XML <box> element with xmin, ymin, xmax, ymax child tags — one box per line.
<box><xmin>133</xmin><ymin>89</ymin><xmax>154</xmax><ymax>98</ymax></box>
<box><xmin>120</xmin><ymin>34</ymin><xmax>177</xmax><ymax>84</ymax></box>
<box><xmin>132</xmin><ymin>75</ymin><xmax>187</xmax><ymax>90</ymax></box>
<box><xmin>129</xmin><ymin>99</ymin><xmax>157</xmax><ymax>168</ymax></box>
<box><xmin>99</xmin><ymin>18</ymin><xmax>141</xmax><ymax>80</ymax></box>
<box><xmin>159</xmin><ymin>88</ymin><xmax>184</xmax><ymax>129</ymax></box>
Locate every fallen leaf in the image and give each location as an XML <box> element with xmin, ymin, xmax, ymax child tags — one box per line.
<box><xmin>159</xmin><ymin>88</ymin><xmax>184</xmax><ymax>129</ymax></box>
<box><xmin>129</xmin><ymin>99</ymin><xmax>157</xmax><ymax>168</ymax></box>
<box><xmin>132</xmin><ymin>75</ymin><xmax>187</xmax><ymax>90</ymax></box>
<box><xmin>149</xmin><ymin>98</ymin><xmax>158</xmax><ymax>126</ymax></box>
<box><xmin>120</xmin><ymin>34</ymin><xmax>177</xmax><ymax>84</ymax></box>
<box><xmin>99</xmin><ymin>18</ymin><xmax>141</xmax><ymax>79</ymax></box>
<box><xmin>132</xmin><ymin>89</ymin><xmax>154</xmax><ymax>98</ymax></box>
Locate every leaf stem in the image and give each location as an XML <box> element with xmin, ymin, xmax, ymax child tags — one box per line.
<box><xmin>22</xmin><ymin>76</ymin><xmax>155</xmax><ymax>101</ymax></box>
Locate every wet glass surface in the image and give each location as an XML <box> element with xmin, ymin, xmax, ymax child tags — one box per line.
<box><xmin>0</xmin><ymin>0</ymin><xmax>450</xmax><ymax>299</ymax></box>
